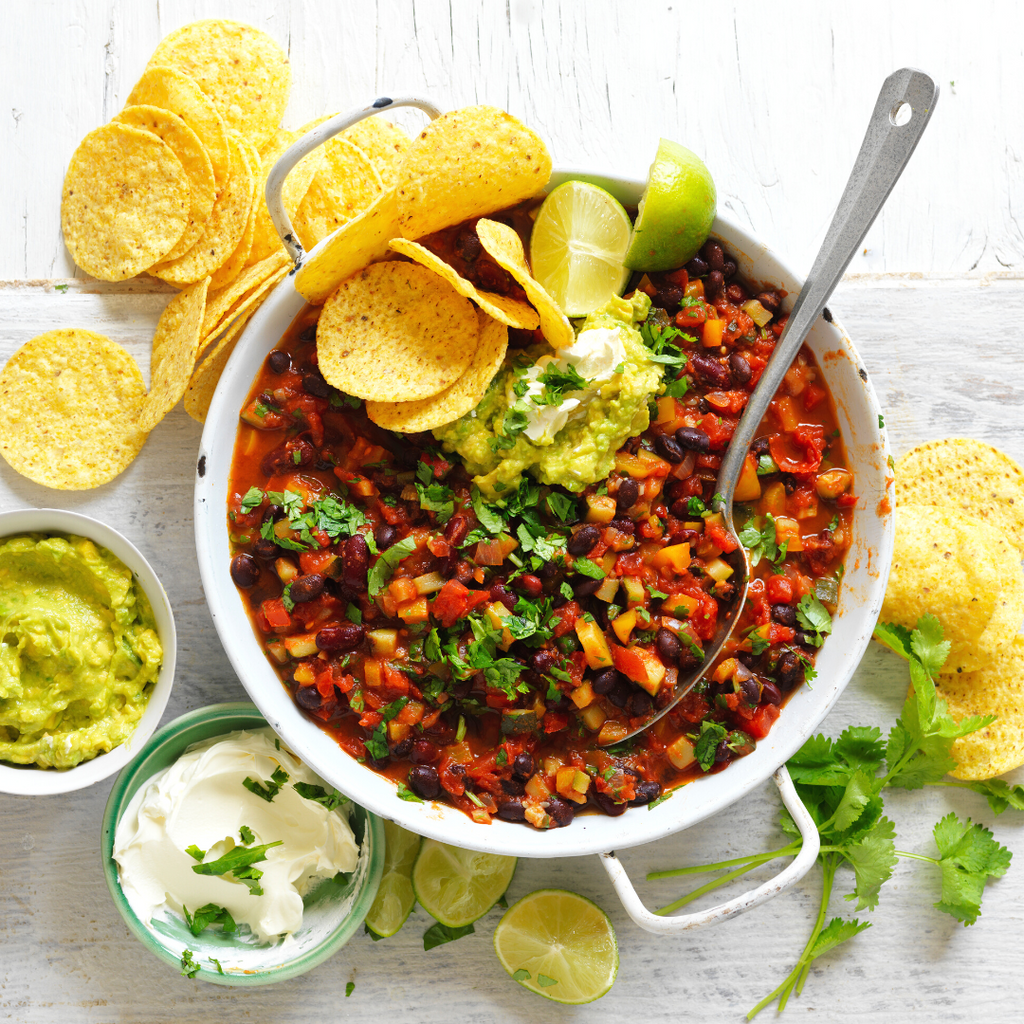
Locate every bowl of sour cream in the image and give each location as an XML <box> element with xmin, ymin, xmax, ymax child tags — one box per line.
<box><xmin>101</xmin><ymin>702</ymin><xmax>384</xmax><ymax>986</ymax></box>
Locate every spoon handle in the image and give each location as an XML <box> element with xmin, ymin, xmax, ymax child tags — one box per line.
<box><xmin>717</xmin><ymin>68</ymin><xmax>939</xmax><ymax>507</ymax></box>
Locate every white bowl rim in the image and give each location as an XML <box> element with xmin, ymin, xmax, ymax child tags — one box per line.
<box><xmin>0</xmin><ymin>507</ymin><xmax>177</xmax><ymax>795</ymax></box>
<box><xmin>195</xmin><ymin>167</ymin><xmax>894</xmax><ymax>859</ymax></box>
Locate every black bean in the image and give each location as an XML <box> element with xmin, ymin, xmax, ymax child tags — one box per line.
<box><xmin>654</xmin><ymin>433</ymin><xmax>684</xmax><ymax>463</ymax></box>
<box><xmin>500</xmin><ymin>777</ymin><xmax>526</xmax><ymax>796</ymax></box>
<box><xmin>512</xmin><ymin>752</ymin><xmax>535</xmax><ymax>780</ymax></box>
<box><xmin>608</xmin><ymin>680</ymin><xmax>632</xmax><ymax>708</ymax></box>
<box><xmin>530</xmin><ymin>650</ymin><xmax>557</xmax><ymax>674</ymax></box>
<box><xmin>455</xmin><ymin>225</ymin><xmax>482</xmax><ymax>261</ymax></box>
<box><xmin>772</xmin><ymin>603</ymin><xmax>797</xmax><ymax>627</ymax></box>
<box><xmin>628</xmin><ymin>691</ymin><xmax>653</xmax><ymax>717</ymax></box>
<box><xmin>703</xmin><ymin>240</ymin><xmax>725</xmax><ymax>271</ymax></box>
<box><xmin>795</xmin><ymin>629</ymin><xmax>818</xmax><ymax>651</ymax></box>
<box><xmin>262</xmin><ymin>504</ymin><xmax>283</xmax><ymax>526</ymax></box>
<box><xmin>654</xmin><ymin>284</ymin><xmax>684</xmax><ymax>309</ymax></box>
<box><xmin>343</xmin><ymin>534</ymin><xmax>369</xmax><ymax>591</ymax></box>
<box><xmin>591</xmin><ymin>790</ymin><xmax>628</xmax><ymax>817</ymax></box>
<box><xmin>706</xmin><ymin>269</ymin><xmax>725</xmax><ymax>300</ymax></box>
<box><xmin>776</xmin><ymin>651</ymin><xmax>804</xmax><ymax>691</ymax></box>
<box><xmin>497</xmin><ymin>799</ymin><xmax>526</xmax><ymax>823</ymax></box>
<box><xmin>289</xmin><ymin>574</ymin><xmax>325</xmax><ymax>603</ymax></box>
<box><xmin>751</xmin><ymin>435</ymin><xmax>771</xmax><ymax>457</ymax></box>
<box><xmin>375</xmin><ymin>523</ymin><xmax>397</xmax><ymax>550</ymax></box>
<box><xmin>689</xmin><ymin>352</ymin><xmax>732</xmax><ymax>390</ymax></box>
<box><xmin>655</xmin><ymin>628</ymin><xmax>680</xmax><ymax>663</ymax></box>
<box><xmin>761</xmin><ymin>681</ymin><xmax>783</xmax><ymax>707</ymax></box>
<box><xmin>410</xmin><ymin>739</ymin><xmax>439</xmax><ymax>764</ymax></box>
<box><xmin>391</xmin><ymin>737</ymin><xmax>413</xmax><ymax>759</ymax></box>
<box><xmin>545</xmin><ymin>692</ymin><xmax>571</xmax><ymax>712</ymax></box>
<box><xmin>294</xmin><ymin>684</ymin><xmax>322</xmax><ymax>712</ymax></box>
<box><xmin>407</xmin><ymin>765</ymin><xmax>441</xmax><ymax>800</ymax></box>
<box><xmin>616</xmin><ymin>477</ymin><xmax>640</xmax><ymax>510</ymax></box>
<box><xmin>714</xmin><ymin>740</ymin><xmax>734</xmax><ymax>763</ymax></box>
<box><xmin>609</xmin><ymin>517</ymin><xmax>635</xmax><ymax>537</ymax></box>
<box><xmin>302</xmin><ymin>373</ymin><xmax>333</xmax><ymax>399</ymax></box>
<box><xmin>729</xmin><ymin>352</ymin><xmax>752</xmax><ymax>386</ymax></box>
<box><xmin>726</xmin><ymin>283</ymin><xmax>747</xmax><ymax>304</ymax></box>
<box><xmin>722</xmin><ymin>259</ymin><xmax>737</xmax><ymax>280</ymax></box>
<box><xmin>367</xmin><ymin>752</ymin><xmax>390</xmax><ymax>769</ymax></box>
<box><xmin>567</xmin><ymin>524</ymin><xmax>600</xmax><ymax>556</ymax></box>
<box><xmin>592</xmin><ymin>667</ymin><xmax>620</xmax><ymax>695</ymax></box>
<box><xmin>299</xmin><ymin>324</ymin><xmax>317</xmax><ymax>343</ymax></box>
<box><xmin>545</xmin><ymin>798</ymin><xmax>575</xmax><ymax>828</ymax></box>
<box><xmin>685</xmin><ymin>255</ymin><xmax>709</xmax><ymax>277</ymax></box>
<box><xmin>252</xmin><ymin>538</ymin><xmax>279</xmax><ymax>560</ymax></box>
<box><xmin>738</xmin><ymin>677</ymin><xmax>761</xmax><ymax>705</ymax></box>
<box><xmin>757</xmin><ymin>290</ymin><xmax>781</xmax><ymax>312</ymax></box>
<box><xmin>573</xmin><ymin>577</ymin><xmax>602</xmax><ymax>599</ymax></box>
<box><xmin>268</xmin><ymin>349</ymin><xmax>291</xmax><ymax>374</ymax></box>
<box><xmin>230</xmin><ymin>553</ymin><xmax>260</xmax><ymax>588</ymax></box>
<box><xmin>260</xmin><ymin>439</ymin><xmax>315</xmax><ymax>476</ymax></box>
<box><xmin>316</xmin><ymin>622</ymin><xmax>365</xmax><ymax>651</ymax></box>
<box><xmin>675</xmin><ymin>426</ymin><xmax>711</xmax><ymax>453</ymax></box>
<box><xmin>630</xmin><ymin>780</ymin><xmax>662</xmax><ymax>806</ymax></box>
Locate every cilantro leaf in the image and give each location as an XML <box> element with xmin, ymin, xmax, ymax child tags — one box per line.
<box><xmin>953</xmin><ymin>779</ymin><xmax>1024</xmax><ymax>816</ymax></box>
<box><xmin>909</xmin><ymin>613</ymin><xmax>951</xmax><ymax>679</ymax></box>
<box><xmin>182</xmin><ymin>903</ymin><xmax>237</xmax><ymax>937</ymax></box>
<box><xmin>839</xmin><ymin>816</ymin><xmax>898</xmax><ymax>911</ymax></box>
<box><xmin>238</xmin><ymin>825</ymin><xmax>255</xmax><ymax>845</ymax></box>
<box><xmin>572</xmin><ymin>557</ymin><xmax>605</xmax><ymax>579</ymax></box>
<box><xmin>367</xmin><ymin>535</ymin><xmax>417</xmax><ymax>597</ymax></box>
<box><xmin>796</xmin><ymin>593</ymin><xmax>832</xmax><ymax>646</ymax></box>
<box><xmin>190</xmin><ymin>841</ymin><xmax>283</xmax><ymax>879</ymax></box>
<box><xmin>471</xmin><ymin>486</ymin><xmax>506</xmax><ymax>535</ymax></box>
<box><xmin>807</xmin><ymin>916</ymin><xmax>871</xmax><ymax>959</ymax></box>
<box><xmin>872</xmin><ymin>621</ymin><xmax>914</xmax><ymax>660</ymax></box>
<box><xmin>293</xmin><ymin>782</ymin><xmax>348</xmax><ymax>809</ymax></box>
<box><xmin>396</xmin><ymin>782</ymin><xmax>424</xmax><ymax>803</ymax></box>
<box><xmin>242</xmin><ymin>765</ymin><xmax>289</xmax><ymax>802</ymax></box>
<box><xmin>240</xmin><ymin>486</ymin><xmax>265</xmax><ymax>512</ymax></box>
<box><xmin>738</xmin><ymin>514</ymin><xmax>781</xmax><ymax>568</ymax></box>
<box><xmin>545</xmin><ymin>491</ymin><xmax>577</xmax><ymax>523</ymax></box>
<box><xmin>423</xmin><ymin>921</ymin><xmax>475</xmax><ymax>950</ymax></box>
<box><xmin>415</xmin><ymin>481</ymin><xmax>455</xmax><ymax>523</ymax></box>
<box><xmin>931</xmin><ymin>813</ymin><xmax>1012</xmax><ymax>925</ymax></box>
<box><xmin>693</xmin><ymin>720</ymin><xmax>727</xmax><ymax>771</ymax></box>
<box><xmin>180</xmin><ymin>949</ymin><xmax>200</xmax><ymax>979</ymax></box>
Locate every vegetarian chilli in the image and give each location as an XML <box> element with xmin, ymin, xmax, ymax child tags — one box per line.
<box><xmin>227</xmin><ymin>229</ymin><xmax>854</xmax><ymax>830</ymax></box>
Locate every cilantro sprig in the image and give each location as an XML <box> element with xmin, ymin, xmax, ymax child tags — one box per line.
<box><xmin>648</xmin><ymin>615</ymin><xmax>1015</xmax><ymax>1018</ymax></box>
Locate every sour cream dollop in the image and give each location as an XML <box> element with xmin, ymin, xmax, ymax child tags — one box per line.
<box><xmin>113</xmin><ymin>728</ymin><xmax>358</xmax><ymax>944</ymax></box>
<box><xmin>516</xmin><ymin>326</ymin><xmax>629</xmax><ymax>444</ymax></box>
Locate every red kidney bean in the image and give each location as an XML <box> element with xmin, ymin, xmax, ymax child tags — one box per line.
<box><xmin>316</xmin><ymin>622</ymin><xmax>365</xmax><ymax>651</ymax></box>
<box><xmin>615</xmin><ymin>476</ymin><xmax>639</xmax><ymax>510</ymax></box>
<box><xmin>443</xmin><ymin>513</ymin><xmax>469</xmax><ymax>547</ymax></box>
<box><xmin>654</xmin><ymin>433</ymin><xmax>684</xmax><ymax>463</ymax></box>
<box><xmin>489</xmin><ymin>582</ymin><xmax>517</xmax><ymax>611</ymax></box>
<box><xmin>722</xmin><ymin>259</ymin><xmax>738</xmax><ymax>280</ymax></box>
<box><xmin>609</xmin><ymin>517</ymin><xmax>635</xmax><ymax>537</ymax></box>
<box><xmin>407</xmin><ymin>765</ymin><xmax>440</xmax><ymax>800</ymax></box>
<box><xmin>410</xmin><ymin>739</ymin><xmax>439</xmax><ymax>764</ymax></box>
<box><xmin>515</xmin><ymin>574</ymin><xmax>543</xmax><ymax>598</ymax></box>
<box><xmin>706</xmin><ymin>269</ymin><xmax>725</xmax><ymax>300</ymax></box>
<box><xmin>302</xmin><ymin>373</ymin><xmax>332</xmax><ymax>398</ymax></box>
<box><xmin>757</xmin><ymin>290</ymin><xmax>781</xmax><ymax>312</ymax></box>
<box><xmin>690</xmin><ymin>352</ymin><xmax>732</xmax><ymax>390</ymax></box>
<box><xmin>343</xmin><ymin>534</ymin><xmax>369</xmax><ymax>591</ymax></box>
<box><xmin>546</xmin><ymin>798</ymin><xmax>575</xmax><ymax>828</ymax></box>
<box><xmin>655</xmin><ymin>628</ymin><xmax>681</xmax><ymax>663</ymax></box>
<box><xmin>630</xmin><ymin>780</ymin><xmax>662</xmax><ymax>806</ymax></box>
<box><xmin>512</xmin><ymin>752</ymin><xmax>535</xmax><ymax>780</ymax></box>
<box><xmin>288</xmin><ymin>574</ymin><xmax>325</xmax><ymax>603</ymax></box>
<box><xmin>675</xmin><ymin>426</ymin><xmax>711</xmax><ymax>452</ymax></box>
<box><xmin>375</xmin><ymin>523</ymin><xmax>397</xmax><ymax>550</ymax></box>
<box><xmin>497</xmin><ymin>799</ymin><xmax>526</xmax><ymax>823</ymax></box>
<box><xmin>761</xmin><ymin>681</ymin><xmax>783</xmax><ymax>707</ymax></box>
<box><xmin>261</xmin><ymin>438</ymin><xmax>315</xmax><ymax>476</ymax></box>
<box><xmin>268</xmin><ymin>349</ymin><xmax>291</xmax><ymax>374</ymax></box>
<box><xmin>230</xmin><ymin>553</ymin><xmax>260</xmax><ymax>588</ymax></box>
<box><xmin>702</xmin><ymin>239</ymin><xmax>725</xmax><ymax>271</ymax></box>
<box><xmin>729</xmin><ymin>352</ymin><xmax>752</xmax><ymax>385</ymax></box>
<box><xmin>567</xmin><ymin>524</ymin><xmax>600</xmax><ymax>556</ymax></box>
<box><xmin>726</xmin><ymin>283</ymin><xmax>747</xmax><ymax>304</ymax></box>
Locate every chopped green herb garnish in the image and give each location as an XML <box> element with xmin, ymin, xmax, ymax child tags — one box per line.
<box><xmin>242</xmin><ymin>765</ymin><xmax>290</xmax><ymax>802</ymax></box>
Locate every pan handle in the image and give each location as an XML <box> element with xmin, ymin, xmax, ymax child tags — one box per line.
<box><xmin>598</xmin><ymin>765</ymin><xmax>819</xmax><ymax>934</ymax></box>
<box><xmin>265</xmin><ymin>96</ymin><xmax>443</xmax><ymax>265</ymax></box>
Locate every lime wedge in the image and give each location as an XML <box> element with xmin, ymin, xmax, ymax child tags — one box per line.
<box><xmin>623</xmin><ymin>138</ymin><xmax>717</xmax><ymax>272</ymax></box>
<box><xmin>529</xmin><ymin>180</ymin><xmax>632</xmax><ymax>317</ymax></box>
<box><xmin>494</xmin><ymin>889</ymin><xmax>619</xmax><ymax>1005</ymax></box>
<box><xmin>411</xmin><ymin>839</ymin><xmax>517</xmax><ymax>928</ymax></box>
<box><xmin>364</xmin><ymin>821</ymin><xmax>421</xmax><ymax>937</ymax></box>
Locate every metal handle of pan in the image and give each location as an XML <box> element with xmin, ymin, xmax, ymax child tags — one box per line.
<box><xmin>598</xmin><ymin>766</ymin><xmax>819</xmax><ymax>934</ymax></box>
<box><xmin>265</xmin><ymin>96</ymin><xmax>443</xmax><ymax>265</ymax></box>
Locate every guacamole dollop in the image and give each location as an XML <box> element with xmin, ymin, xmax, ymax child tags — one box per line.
<box><xmin>435</xmin><ymin>292</ymin><xmax>661</xmax><ymax>498</ymax></box>
<box><xmin>0</xmin><ymin>534</ymin><xmax>163</xmax><ymax>769</ymax></box>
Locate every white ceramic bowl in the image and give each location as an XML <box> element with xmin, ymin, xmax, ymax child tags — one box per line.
<box><xmin>195</xmin><ymin>169</ymin><xmax>894</xmax><ymax>861</ymax></box>
<box><xmin>0</xmin><ymin>508</ymin><xmax>177</xmax><ymax>795</ymax></box>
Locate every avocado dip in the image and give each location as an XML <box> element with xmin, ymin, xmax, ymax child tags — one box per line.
<box><xmin>434</xmin><ymin>291</ymin><xmax>662</xmax><ymax>499</ymax></box>
<box><xmin>0</xmin><ymin>534</ymin><xmax>162</xmax><ymax>769</ymax></box>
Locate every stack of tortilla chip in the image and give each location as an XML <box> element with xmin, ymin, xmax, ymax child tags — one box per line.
<box><xmin>882</xmin><ymin>438</ymin><xmax>1024</xmax><ymax>779</ymax></box>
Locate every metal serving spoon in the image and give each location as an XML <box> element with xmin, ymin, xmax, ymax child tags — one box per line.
<box><xmin>618</xmin><ymin>67</ymin><xmax>938</xmax><ymax>743</ymax></box>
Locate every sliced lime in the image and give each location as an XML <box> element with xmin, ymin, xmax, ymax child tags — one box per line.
<box><xmin>364</xmin><ymin>821</ymin><xmax>421</xmax><ymax>937</ymax></box>
<box><xmin>623</xmin><ymin>138</ymin><xmax>717</xmax><ymax>272</ymax></box>
<box><xmin>411</xmin><ymin>839</ymin><xmax>517</xmax><ymax>928</ymax></box>
<box><xmin>530</xmin><ymin>180</ymin><xmax>632</xmax><ymax>317</ymax></box>
<box><xmin>494</xmin><ymin>888</ymin><xmax>619</xmax><ymax>1005</ymax></box>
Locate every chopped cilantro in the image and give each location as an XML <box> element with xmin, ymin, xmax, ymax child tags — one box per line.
<box><xmin>397</xmin><ymin>782</ymin><xmax>424</xmax><ymax>803</ymax></box>
<box><xmin>238</xmin><ymin>825</ymin><xmax>255</xmax><ymax>845</ymax></box>
<box><xmin>242</xmin><ymin>765</ymin><xmax>289</xmax><ymax>802</ymax></box>
<box><xmin>423</xmin><ymin>921</ymin><xmax>475</xmax><ymax>950</ymax></box>
<box><xmin>367</xmin><ymin>535</ymin><xmax>417</xmax><ymax>597</ymax></box>
<box><xmin>796</xmin><ymin>594</ymin><xmax>833</xmax><ymax>647</ymax></box>
<box><xmin>240</xmin><ymin>486</ymin><xmax>265</xmax><ymax>512</ymax></box>
<box><xmin>415</xmin><ymin>481</ymin><xmax>455</xmax><ymax>523</ymax></box>
<box><xmin>345</xmin><ymin>981</ymin><xmax>356</xmax><ymax>997</ymax></box>
<box><xmin>293</xmin><ymin>782</ymin><xmax>348</xmax><ymax>809</ymax></box>
<box><xmin>182</xmin><ymin>903</ymin><xmax>236</xmax><ymax>937</ymax></box>
<box><xmin>180</xmin><ymin>949</ymin><xmax>200</xmax><ymax>979</ymax></box>
<box><xmin>572</xmin><ymin>557</ymin><xmax>605</xmax><ymax>579</ymax></box>
<box><xmin>191</xmin><ymin>841</ymin><xmax>284</xmax><ymax>897</ymax></box>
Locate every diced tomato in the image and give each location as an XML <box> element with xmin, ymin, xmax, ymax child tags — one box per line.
<box><xmin>746</xmin><ymin>577</ymin><xmax>770</xmax><ymax>625</ymax></box>
<box><xmin>836</xmin><ymin>492</ymin><xmax>858</xmax><ymax>508</ymax></box>
<box><xmin>700</xmin><ymin>412</ymin><xmax>738</xmax><ymax>449</ymax></box>
<box><xmin>430</xmin><ymin>580</ymin><xmax>486</xmax><ymax>627</ymax></box>
<box><xmin>542</xmin><ymin>711</ymin><xmax>570</xmax><ymax>733</ymax></box>
<box><xmin>766</xmin><ymin>575</ymin><xmax>794</xmax><ymax>604</ymax></box>
<box><xmin>770</xmin><ymin>423</ymin><xmax>826</xmax><ymax>475</ymax></box>
<box><xmin>769</xmin><ymin>623</ymin><xmax>797</xmax><ymax>644</ymax></box>
<box><xmin>705</xmin><ymin>521</ymin><xmax>739</xmax><ymax>553</ymax></box>
<box><xmin>704</xmin><ymin>390</ymin><xmax>749</xmax><ymax>416</ymax></box>
<box><xmin>802</xmin><ymin>384</ymin><xmax>826</xmax><ymax>411</ymax></box>
<box><xmin>746</xmin><ymin>704</ymin><xmax>781</xmax><ymax>740</ymax></box>
<box><xmin>260</xmin><ymin>597</ymin><xmax>292</xmax><ymax>630</ymax></box>
<box><xmin>692</xmin><ymin>594</ymin><xmax>719</xmax><ymax>640</ymax></box>
<box><xmin>552</xmin><ymin>601</ymin><xmax>580</xmax><ymax>637</ymax></box>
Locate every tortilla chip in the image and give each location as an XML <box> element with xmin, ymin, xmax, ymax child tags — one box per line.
<box><xmin>61</xmin><ymin>123</ymin><xmax>189</xmax><ymax>282</ymax></box>
<box><xmin>342</xmin><ymin>117</ymin><xmax>410</xmax><ymax>188</ymax></box>
<box><xmin>317</xmin><ymin>261</ymin><xmax>478</xmax><ymax>402</ymax></box>
<box><xmin>896</xmin><ymin>438</ymin><xmax>1024</xmax><ymax>557</ymax></box>
<box><xmin>396</xmin><ymin>106</ymin><xmax>550</xmax><ymax>240</ymax></box>
<box><xmin>248</xmin><ymin>129</ymin><xmax>326</xmax><ymax>264</ymax></box>
<box><xmin>209</xmin><ymin>133</ymin><xmax>261</xmax><ymax>289</ymax></box>
<box><xmin>146</xmin><ymin>19</ymin><xmax>290</xmax><ymax>152</ymax></box>
<box><xmin>389</xmin><ymin>238</ymin><xmax>540</xmax><ymax>331</ymax></box>
<box><xmin>151</xmin><ymin>131</ymin><xmax>255</xmax><ymax>286</ymax></box>
<box><xmin>184</xmin><ymin>308</ymin><xmax>257</xmax><ymax>424</ymax></box>
<box><xmin>139</xmin><ymin>276</ymin><xmax>210</xmax><ymax>432</ymax></box>
<box><xmin>882</xmin><ymin>504</ymin><xmax>1024</xmax><ymax>675</ymax></box>
<box><xmin>366</xmin><ymin>310</ymin><xmax>508</xmax><ymax>432</ymax></box>
<box><xmin>201</xmin><ymin>251</ymin><xmax>290</xmax><ymax>346</ymax></box>
<box><xmin>938</xmin><ymin>637</ymin><xmax>1024</xmax><ymax>780</ymax></box>
<box><xmin>0</xmin><ymin>330</ymin><xmax>147</xmax><ymax>489</ymax></box>
<box><xmin>126</xmin><ymin>65</ymin><xmax>231</xmax><ymax>186</ymax></box>
<box><xmin>295</xmin><ymin>188</ymin><xmax>401</xmax><ymax>305</ymax></box>
<box><xmin>475</xmin><ymin>218</ymin><xmax>573</xmax><ymax>347</ymax></box>
<box><xmin>113</xmin><ymin>105</ymin><xmax>217</xmax><ymax>261</ymax></box>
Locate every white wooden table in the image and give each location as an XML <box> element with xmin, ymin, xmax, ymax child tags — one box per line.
<box><xmin>2</xmin><ymin>3</ymin><xmax>1023</xmax><ymax>1021</ymax></box>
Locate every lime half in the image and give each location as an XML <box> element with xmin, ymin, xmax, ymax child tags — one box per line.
<box><xmin>494</xmin><ymin>889</ymin><xmax>619</xmax><ymax>1005</ymax></box>
<box><xmin>364</xmin><ymin>821</ymin><xmax>421</xmax><ymax>937</ymax></box>
<box><xmin>623</xmin><ymin>138</ymin><xmax>717</xmax><ymax>272</ymax></box>
<box><xmin>530</xmin><ymin>180</ymin><xmax>632</xmax><ymax>317</ymax></box>
<box><xmin>411</xmin><ymin>839</ymin><xmax>517</xmax><ymax>928</ymax></box>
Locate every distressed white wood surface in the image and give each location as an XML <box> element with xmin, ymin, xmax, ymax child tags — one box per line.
<box><xmin>2</xmin><ymin>3</ymin><xmax>1024</xmax><ymax>1021</ymax></box>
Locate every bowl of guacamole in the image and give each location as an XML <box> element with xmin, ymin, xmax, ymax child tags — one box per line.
<box><xmin>0</xmin><ymin>508</ymin><xmax>176</xmax><ymax>795</ymax></box>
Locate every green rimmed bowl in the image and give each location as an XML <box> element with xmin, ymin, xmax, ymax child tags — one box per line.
<box><xmin>101</xmin><ymin>702</ymin><xmax>384</xmax><ymax>987</ymax></box>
